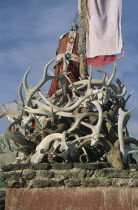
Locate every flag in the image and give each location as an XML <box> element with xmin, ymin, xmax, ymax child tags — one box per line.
<box><xmin>86</xmin><ymin>0</ymin><xmax>123</xmax><ymax>67</ymax></box>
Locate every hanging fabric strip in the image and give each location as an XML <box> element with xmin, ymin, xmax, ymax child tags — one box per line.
<box><xmin>86</xmin><ymin>0</ymin><xmax>123</xmax><ymax>59</ymax></box>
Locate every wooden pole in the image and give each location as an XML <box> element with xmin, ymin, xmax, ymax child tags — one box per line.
<box><xmin>78</xmin><ymin>0</ymin><xmax>88</xmax><ymax>79</ymax></box>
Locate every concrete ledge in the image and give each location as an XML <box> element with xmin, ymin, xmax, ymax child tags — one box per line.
<box><xmin>5</xmin><ymin>187</ymin><xmax>138</xmax><ymax>210</ymax></box>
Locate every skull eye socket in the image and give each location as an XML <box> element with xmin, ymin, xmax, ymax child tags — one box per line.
<box><xmin>102</xmin><ymin>88</ymin><xmax>106</xmax><ymax>91</ymax></box>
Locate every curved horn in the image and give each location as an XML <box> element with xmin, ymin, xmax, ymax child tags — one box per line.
<box><xmin>106</xmin><ymin>62</ymin><xmax>117</xmax><ymax>86</ymax></box>
<box><xmin>18</xmin><ymin>82</ymin><xmax>24</xmax><ymax>105</ymax></box>
<box><xmin>6</xmin><ymin>123</ymin><xmax>36</xmax><ymax>149</ymax></box>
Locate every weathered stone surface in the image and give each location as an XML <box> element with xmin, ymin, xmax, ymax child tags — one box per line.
<box><xmin>53</xmin><ymin>169</ymin><xmax>80</xmax><ymax>180</ymax></box>
<box><xmin>3</xmin><ymin>163</ymin><xmax>138</xmax><ymax>188</ymax></box>
<box><xmin>4</xmin><ymin>171</ymin><xmax>22</xmax><ymax>180</ymax></box>
<box><xmin>32</xmin><ymin>179</ymin><xmax>64</xmax><ymax>188</ymax></box>
<box><xmin>22</xmin><ymin>170</ymin><xmax>36</xmax><ymax>179</ymax></box>
<box><xmin>74</xmin><ymin>162</ymin><xmax>111</xmax><ymax>170</ymax></box>
<box><xmin>64</xmin><ymin>179</ymin><xmax>81</xmax><ymax>187</ymax></box>
<box><xmin>112</xmin><ymin>178</ymin><xmax>138</xmax><ymax>187</ymax></box>
<box><xmin>129</xmin><ymin>170</ymin><xmax>138</xmax><ymax>178</ymax></box>
<box><xmin>52</xmin><ymin>170</ymin><xmax>69</xmax><ymax>180</ymax></box>
<box><xmin>81</xmin><ymin>177</ymin><xmax>138</xmax><ymax>187</ymax></box>
<box><xmin>2</xmin><ymin>163</ymin><xmax>30</xmax><ymax>172</ymax></box>
<box><xmin>31</xmin><ymin>163</ymin><xmax>51</xmax><ymax>170</ymax></box>
<box><xmin>52</xmin><ymin>163</ymin><xmax>73</xmax><ymax>170</ymax></box>
<box><xmin>94</xmin><ymin>168</ymin><xmax>130</xmax><ymax>178</ymax></box>
<box><xmin>2</xmin><ymin>163</ymin><xmax>51</xmax><ymax>172</ymax></box>
<box><xmin>129</xmin><ymin>164</ymin><xmax>138</xmax><ymax>170</ymax></box>
<box><xmin>36</xmin><ymin>170</ymin><xmax>54</xmax><ymax>179</ymax></box>
<box><xmin>1</xmin><ymin>164</ymin><xmax>15</xmax><ymax>172</ymax></box>
<box><xmin>81</xmin><ymin>178</ymin><xmax>100</xmax><ymax>187</ymax></box>
<box><xmin>7</xmin><ymin>179</ymin><xmax>27</xmax><ymax>188</ymax></box>
<box><xmin>6</xmin><ymin>180</ymin><xmax>19</xmax><ymax>188</ymax></box>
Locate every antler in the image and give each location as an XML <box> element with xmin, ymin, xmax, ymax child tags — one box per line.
<box><xmin>39</xmin><ymin>86</ymin><xmax>99</xmax><ymax>112</ymax></box>
<box><xmin>23</xmin><ymin>58</ymin><xmax>56</xmax><ymax>106</ymax></box>
<box><xmin>118</xmin><ymin>107</ymin><xmax>134</xmax><ymax>163</ymax></box>
<box><xmin>72</xmin><ymin>101</ymin><xmax>103</xmax><ymax>147</ymax></box>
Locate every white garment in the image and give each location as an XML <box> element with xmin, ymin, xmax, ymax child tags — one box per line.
<box><xmin>86</xmin><ymin>0</ymin><xmax>123</xmax><ymax>58</ymax></box>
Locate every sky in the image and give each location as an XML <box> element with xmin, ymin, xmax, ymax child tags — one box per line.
<box><xmin>0</xmin><ymin>0</ymin><xmax>138</xmax><ymax>138</ymax></box>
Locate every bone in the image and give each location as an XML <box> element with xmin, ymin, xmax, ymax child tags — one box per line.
<box><xmin>30</xmin><ymin>133</ymin><xmax>63</xmax><ymax>163</ymax></box>
<box><xmin>118</xmin><ymin>107</ymin><xmax>134</xmax><ymax>163</ymax></box>
<box><xmin>106</xmin><ymin>62</ymin><xmax>117</xmax><ymax>86</ymax></box>
<box><xmin>6</xmin><ymin>123</ymin><xmax>36</xmax><ymax>149</ymax></box>
<box><xmin>79</xmin><ymin>101</ymin><xmax>103</xmax><ymax>146</ymax></box>
<box><xmin>57</xmin><ymin>111</ymin><xmax>97</xmax><ymax>132</ymax></box>
<box><xmin>23</xmin><ymin>58</ymin><xmax>56</xmax><ymax>106</ymax></box>
<box><xmin>39</xmin><ymin>86</ymin><xmax>100</xmax><ymax>113</ymax></box>
<box><xmin>11</xmin><ymin>57</ymin><xmax>137</xmax><ymax>167</ymax></box>
<box><xmin>18</xmin><ymin>82</ymin><xmax>24</xmax><ymax>105</ymax></box>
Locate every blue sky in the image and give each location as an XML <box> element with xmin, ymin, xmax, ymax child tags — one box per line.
<box><xmin>0</xmin><ymin>0</ymin><xmax>138</xmax><ymax>138</ymax></box>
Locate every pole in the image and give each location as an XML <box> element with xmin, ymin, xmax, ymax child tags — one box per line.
<box><xmin>78</xmin><ymin>0</ymin><xmax>88</xmax><ymax>79</ymax></box>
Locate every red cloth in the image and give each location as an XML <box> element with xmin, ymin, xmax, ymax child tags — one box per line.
<box><xmin>31</xmin><ymin>119</ymin><xmax>35</xmax><ymax>128</ymax></box>
<box><xmin>48</xmin><ymin>32</ymin><xmax>80</xmax><ymax>97</ymax></box>
<box><xmin>86</xmin><ymin>55</ymin><xmax>116</xmax><ymax>67</ymax></box>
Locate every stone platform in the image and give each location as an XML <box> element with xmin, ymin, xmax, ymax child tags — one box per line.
<box><xmin>2</xmin><ymin>162</ymin><xmax>138</xmax><ymax>210</ymax></box>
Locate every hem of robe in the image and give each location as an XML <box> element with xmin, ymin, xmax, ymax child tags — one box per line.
<box><xmin>86</xmin><ymin>55</ymin><xmax>116</xmax><ymax>67</ymax></box>
<box><xmin>86</xmin><ymin>47</ymin><xmax>122</xmax><ymax>59</ymax></box>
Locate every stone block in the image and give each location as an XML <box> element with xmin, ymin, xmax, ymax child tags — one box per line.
<box><xmin>7</xmin><ymin>180</ymin><xmax>19</xmax><ymax>188</ymax></box>
<box><xmin>81</xmin><ymin>178</ymin><xmax>100</xmax><ymax>187</ymax></box>
<box><xmin>36</xmin><ymin>170</ymin><xmax>54</xmax><ymax>179</ymax></box>
<box><xmin>53</xmin><ymin>170</ymin><xmax>69</xmax><ymax>179</ymax></box>
<box><xmin>129</xmin><ymin>170</ymin><xmax>138</xmax><ymax>178</ymax></box>
<box><xmin>1</xmin><ymin>164</ymin><xmax>15</xmax><ymax>172</ymax></box>
<box><xmin>129</xmin><ymin>164</ymin><xmax>138</xmax><ymax>170</ymax></box>
<box><xmin>74</xmin><ymin>162</ymin><xmax>110</xmax><ymax>170</ymax></box>
<box><xmin>4</xmin><ymin>171</ymin><xmax>22</xmax><ymax>180</ymax></box>
<box><xmin>32</xmin><ymin>178</ymin><xmax>64</xmax><ymax>188</ymax></box>
<box><xmin>2</xmin><ymin>164</ymin><xmax>31</xmax><ymax>171</ymax></box>
<box><xmin>22</xmin><ymin>170</ymin><xmax>36</xmax><ymax>179</ymax></box>
<box><xmin>94</xmin><ymin>168</ymin><xmax>129</xmax><ymax>178</ymax></box>
<box><xmin>52</xmin><ymin>163</ymin><xmax>73</xmax><ymax>170</ymax></box>
<box><xmin>32</xmin><ymin>163</ymin><xmax>51</xmax><ymax>170</ymax></box>
<box><xmin>112</xmin><ymin>178</ymin><xmax>138</xmax><ymax>187</ymax></box>
<box><xmin>64</xmin><ymin>179</ymin><xmax>81</xmax><ymax>187</ymax></box>
<box><xmin>85</xmin><ymin>170</ymin><xmax>94</xmax><ymax>178</ymax></box>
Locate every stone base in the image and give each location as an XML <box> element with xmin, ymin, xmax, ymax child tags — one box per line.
<box><xmin>2</xmin><ymin>163</ymin><xmax>138</xmax><ymax>188</ymax></box>
<box><xmin>5</xmin><ymin>187</ymin><xmax>138</xmax><ymax>210</ymax></box>
<box><xmin>3</xmin><ymin>163</ymin><xmax>138</xmax><ymax>209</ymax></box>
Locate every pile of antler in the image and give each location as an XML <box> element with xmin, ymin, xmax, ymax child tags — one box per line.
<box><xmin>6</xmin><ymin>59</ymin><xmax>138</xmax><ymax>168</ymax></box>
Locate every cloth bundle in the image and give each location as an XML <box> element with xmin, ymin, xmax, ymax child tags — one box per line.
<box><xmin>48</xmin><ymin>32</ymin><xmax>80</xmax><ymax>97</ymax></box>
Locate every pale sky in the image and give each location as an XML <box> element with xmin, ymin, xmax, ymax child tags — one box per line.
<box><xmin>0</xmin><ymin>0</ymin><xmax>138</xmax><ymax>138</ymax></box>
